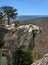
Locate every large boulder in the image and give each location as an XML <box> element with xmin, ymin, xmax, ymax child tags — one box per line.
<box><xmin>3</xmin><ymin>24</ymin><xmax>42</xmax><ymax>50</ymax></box>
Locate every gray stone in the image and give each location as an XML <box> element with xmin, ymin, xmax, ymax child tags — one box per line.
<box><xmin>31</xmin><ymin>54</ymin><xmax>48</xmax><ymax>65</ymax></box>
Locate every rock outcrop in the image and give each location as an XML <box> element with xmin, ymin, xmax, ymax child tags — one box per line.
<box><xmin>31</xmin><ymin>54</ymin><xmax>48</xmax><ymax>65</ymax></box>
<box><xmin>2</xmin><ymin>24</ymin><xmax>42</xmax><ymax>50</ymax></box>
<box><xmin>0</xmin><ymin>24</ymin><xmax>42</xmax><ymax>65</ymax></box>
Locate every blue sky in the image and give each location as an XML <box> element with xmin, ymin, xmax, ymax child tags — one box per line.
<box><xmin>0</xmin><ymin>0</ymin><xmax>48</xmax><ymax>15</ymax></box>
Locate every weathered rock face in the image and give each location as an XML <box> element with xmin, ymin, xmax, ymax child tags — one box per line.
<box><xmin>3</xmin><ymin>24</ymin><xmax>42</xmax><ymax>50</ymax></box>
<box><xmin>0</xmin><ymin>24</ymin><xmax>42</xmax><ymax>65</ymax></box>
<box><xmin>17</xmin><ymin>24</ymin><xmax>42</xmax><ymax>50</ymax></box>
<box><xmin>31</xmin><ymin>54</ymin><xmax>48</xmax><ymax>65</ymax></box>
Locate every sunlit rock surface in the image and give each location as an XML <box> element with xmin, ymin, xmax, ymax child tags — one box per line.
<box><xmin>3</xmin><ymin>24</ymin><xmax>42</xmax><ymax>50</ymax></box>
<box><xmin>31</xmin><ymin>54</ymin><xmax>48</xmax><ymax>65</ymax></box>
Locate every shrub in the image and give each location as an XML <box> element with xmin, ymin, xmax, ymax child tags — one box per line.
<box><xmin>32</xmin><ymin>51</ymin><xmax>43</xmax><ymax>60</ymax></box>
<box><xmin>13</xmin><ymin>20</ymin><xmax>20</xmax><ymax>27</ymax></box>
<box><xmin>14</xmin><ymin>49</ymin><xmax>33</xmax><ymax>65</ymax></box>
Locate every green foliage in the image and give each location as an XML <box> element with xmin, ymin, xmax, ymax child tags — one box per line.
<box><xmin>32</xmin><ymin>51</ymin><xmax>43</xmax><ymax>60</ymax></box>
<box><xmin>0</xmin><ymin>6</ymin><xmax>18</xmax><ymax>25</ymax></box>
<box><xmin>14</xmin><ymin>49</ymin><xmax>33</xmax><ymax>65</ymax></box>
<box><xmin>13</xmin><ymin>20</ymin><xmax>20</xmax><ymax>27</ymax></box>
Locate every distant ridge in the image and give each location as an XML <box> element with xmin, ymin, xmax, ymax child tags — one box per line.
<box><xmin>20</xmin><ymin>17</ymin><xmax>48</xmax><ymax>26</ymax></box>
<box><xmin>10</xmin><ymin>15</ymin><xmax>48</xmax><ymax>23</ymax></box>
<box><xmin>16</xmin><ymin>15</ymin><xmax>48</xmax><ymax>20</ymax></box>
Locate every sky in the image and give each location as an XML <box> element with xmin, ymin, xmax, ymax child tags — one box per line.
<box><xmin>0</xmin><ymin>0</ymin><xmax>48</xmax><ymax>15</ymax></box>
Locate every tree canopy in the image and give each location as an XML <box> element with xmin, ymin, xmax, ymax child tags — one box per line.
<box><xmin>0</xmin><ymin>6</ymin><xmax>18</xmax><ymax>25</ymax></box>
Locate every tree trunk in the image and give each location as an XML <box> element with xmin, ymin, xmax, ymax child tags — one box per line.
<box><xmin>8</xmin><ymin>16</ymin><xmax>10</xmax><ymax>25</ymax></box>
